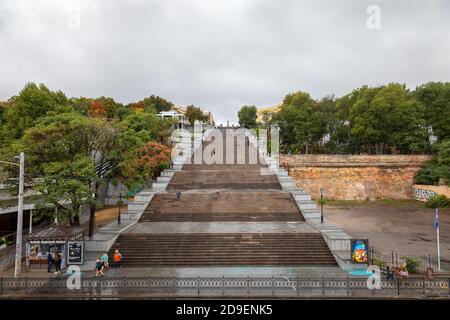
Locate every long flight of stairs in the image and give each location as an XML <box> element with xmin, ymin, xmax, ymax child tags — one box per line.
<box><xmin>109</xmin><ymin>127</ymin><xmax>339</xmax><ymax>269</ymax></box>
<box><xmin>109</xmin><ymin>233</ymin><xmax>337</xmax><ymax>266</ymax></box>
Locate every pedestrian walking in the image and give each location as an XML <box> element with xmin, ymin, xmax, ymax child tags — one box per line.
<box><xmin>47</xmin><ymin>251</ymin><xmax>52</xmax><ymax>273</ymax></box>
<box><xmin>95</xmin><ymin>257</ymin><xmax>104</xmax><ymax>277</ymax></box>
<box><xmin>113</xmin><ymin>249</ymin><xmax>122</xmax><ymax>269</ymax></box>
<box><xmin>100</xmin><ymin>252</ymin><xmax>109</xmax><ymax>270</ymax></box>
<box><xmin>54</xmin><ymin>251</ymin><xmax>61</xmax><ymax>274</ymax></box>
<box><xmin>386</xmin><ymin>266</ymin><xmax>394</xmax><ymax>280</ymax></box>
<box><xmin>57</xmin><ymin>251</ymin><xmax>62</xmax><ymax>274</ymax></box>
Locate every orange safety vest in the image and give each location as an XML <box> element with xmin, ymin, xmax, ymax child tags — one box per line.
<box><xmin>114</xmin><ymin>253</ymin><xmax>122</xmax><ymax>262</ymax></box>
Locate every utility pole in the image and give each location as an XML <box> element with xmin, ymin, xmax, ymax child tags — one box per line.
<box><xmin>29</xmin><ymin>209</ymin><xmax>33</xmax><ymax>234</ymax></box>
<box><xmin>117</xmin><ymin>193</ymin><xmax>122</xmax><ymax>225</ymax></box>
<box><xmin>14</xmin><ymin>152</ymin><xmax>25</xmax><ymax>278</ymax></box>
<box><xmin>320</xmin><ymin>187</ymin><xmax>324</xmax><ymax>224</ymax></box>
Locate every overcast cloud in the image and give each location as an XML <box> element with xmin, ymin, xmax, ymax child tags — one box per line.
<box><xmin>0</xmin><ymin>0</ymin><xmax>449</xmax><ymax>124</ymax></box>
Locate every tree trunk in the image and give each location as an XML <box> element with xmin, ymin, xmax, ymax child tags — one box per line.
<box><xmin>88</xmin><ymin>181</ymin><xmax>98</xmax><ymax>238</ymax></box>
<box><xmin>73</xmin><ymin>215</ymin><xmax>80</xmax><ymax>227</ymax></box>
<box><xmin>305</xmin><ymin>142</ymin><xmax>309</xmax><ymax>155</ymax></box>
<box><xmin>88</xmin><ymin>202</ymin><xmax>96</xmax><ymax>237</ymax></box>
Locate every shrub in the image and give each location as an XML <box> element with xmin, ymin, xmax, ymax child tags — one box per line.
<box><xmin>426</xmin><ymin>194</ymin><xmax>449</xmax><ymax>209</ymax></box>
<box><xmin>405</xmin><ymin>257</ymin><xmax>421</xmax><ymax>273</ymax></box>
<box><xmin>373</xmin><ymin>258</ymin><xmax>386</xmax><ymax>269</ymax></box>
<box><xmin>159</xmin><ymin>162</ymin><xmax>170</xmax><ymax>170</ymax></box>
<box><xmin>415</xmin><ymin>162</ymin><xmax>441</xmax><ymax>185</ymax></box>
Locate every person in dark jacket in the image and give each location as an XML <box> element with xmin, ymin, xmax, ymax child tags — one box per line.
<box><xmin>54</xmin><ymin>251</ymin><xmax>61</xmax><ymax>274</ymax></box>
<box><xmin>47</xmin><ymin>251</ymin><xmax>52</xmax><ymax>273</ymax></box>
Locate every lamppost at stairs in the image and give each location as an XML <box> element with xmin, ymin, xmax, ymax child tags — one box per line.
<box><xmin>320</xmin><ymin>187</ymin><xmax>324</xmax><ymax>224</ymax></box>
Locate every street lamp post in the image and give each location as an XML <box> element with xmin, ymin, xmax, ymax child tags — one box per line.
<box><xmin>15</xmin><ymin>153</ymin><xmax>25</xmax><ymax>278</ymax></box>
<box><xmin>320</xmin><ymin>187</ymin><xmax>324</xmax><ymax>224</ymax></box>
<box><xmin>117</xmin><ymin>193</ymin><xmax>122</xmax><ymax>225</ymax></box>
<box><xmin>1</xmin><ymin>153</ymin><xmax>25</xmax><ymax>278</ymax></box>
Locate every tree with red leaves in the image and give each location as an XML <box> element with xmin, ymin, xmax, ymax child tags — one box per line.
<box><xmin>88</xmin><ymin>100</ymin><xmax>107</xmax><ymax>118</ymax></box>
<box><xmin>136</xmin><ymin>141</ymin><xmax>172</xmax><ymax>177</ymax></box>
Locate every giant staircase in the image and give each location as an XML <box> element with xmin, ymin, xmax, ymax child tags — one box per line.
<box><xmin>107</xmin><ymin>127</ymin><xmax>349</xmax><ymax>271</ymax></box>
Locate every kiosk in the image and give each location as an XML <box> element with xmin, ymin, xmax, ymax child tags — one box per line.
<box><xmin>25</xmin><ymin>226</ymin><xmax>84</xmax><ymax>271</ymax></box>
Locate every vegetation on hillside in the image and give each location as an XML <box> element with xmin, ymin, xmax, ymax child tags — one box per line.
<box><xmin>0</xmin><ymin>83</ymin><xmax>176</xmax><ymax>232</ymax></box>
<box><xmin>237</xmin><ymin>81</ymin><xmax>450</xmax><ymax>185</ymax></box>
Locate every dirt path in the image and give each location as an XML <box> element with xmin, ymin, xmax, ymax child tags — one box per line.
<box><xmin>82</xmin><ymin>205</ymin><xmax>127</xmax><ymax>232</ymax></box>
<box><xmin>324</xmin><ymin>201</ymin><xmax>450</xmax><ymax>256</ymax></box>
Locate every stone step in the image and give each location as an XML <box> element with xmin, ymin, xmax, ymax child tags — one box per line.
<box><xmin>151</xmin><ymin>182</ymin><xmax>168</xmax><ymax>190</ymax></box>
<box><xmin>281</xmin><ymin>184</ymin><xmax>299</xmax><ymax>192</ymax></box>
<box><xmin>127</xmin><ymin>201</ymin><xmax>149</xmax><ymax>211</ymax></box>
<box><xmin>137</xmin><ymin>190</ymin><xmax>155</xmax><ymax>196</ymax></box>
<box><xmin>302</xmin><ymin>212</ymin><xmax>321</xmax><ymax>219</ymax></box>
<box><xmin>139</xmin><ymin>191</ymin><xmax>303</xmax><ymax>221</ymax></box>
<box><xmin>160</xmin><ymin>171</ymin><xmax>175</xmax><ymax>177</ymax></box>
<box><xmin>300</xmin><ymin>208</ymin><xmax>321</xmax><ymax>214</ymax></box>
<box><xmin>293</xmin><ymin>194</ymin><xmax>312</xmax><ymax>201</ymax></box>
<box><xmin>288</xmin><ymin>190</ymin><xmax>307</xmax><ymax>195</ymax></box>
<box><xmin>157</xmin><ymin>176</ymin><xmax>171</xmax><ymax>183</ymax></box>
<box><xmin>133</xmin><ymin>194</ymin><xmax>154</xmax><ymax>202</ymax></box>
<box><xmin>109</xmin><ymin>233</ymin><xmax>337</xmax><ymax>267</ymax></box>
<box><xmin>297</xmin><ymin>201</ymin><xmax>318</xmax><ymax>210</ymax></box>
<box><xmin>120</xmin><ymin>214</ymin><xmax>140</xmax><ymax>220</ymax></box>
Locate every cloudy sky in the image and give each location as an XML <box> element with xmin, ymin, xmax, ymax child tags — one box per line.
<box><xmin>0</xmin><ymin>0</ymin><xmax>449</xmax><ymax>124</ymax></box>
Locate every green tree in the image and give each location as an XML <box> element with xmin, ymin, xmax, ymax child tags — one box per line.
<box><xmin>185</xmin><ymin>105</ymin><xmax>207</xmax><ymax>125</ymax></box>
<box><xmin>349</xmin><ymin>84</ymin><xmax>428</xmax><ymax>154</ymax></box>
<box><xmin>273</xmin><ymin>92</ymin><xmax>326</xmax><ymax>154</ymax></box>
<box><xmin>415</xmin><ymin>82</ymin><xmax>450</xmax><ymax>142</ymax></box>
<box><xmin>17</xmin><ymin>112</ymin><xmax>115</xmax><ymax>236</ymax></box>
<box><xmin>35</xmin><ymin>156</ymin><xmax>95</xmax><ymax>226</ymax></box>
<box><xmin>69</xmin><ymin>97</ymin><xmax>92</xmax><ymax>116</ymax></box>
<box><xmin>91</xmin><ymin>97</ymin><xmax>125</xmax><ymax>120</ymax></box>
<box><xmin>138</xmin><ymin>95</ymin><xmax>174</xmax><ymax>113</ymax></box>
<box><xmin>119</xmin><ymin>111</ymin><xmax>173</xmax><ymax>144</ymax></box>
<box><xmin>415</xmin><ymin>139</ymin><xmax>450</xmax><ymax>185</ymax></box>
<box><xmin>0</xmin><ymin>102</ymin><xmax>6</xmax><ymax>124</ymax></box>
<box><xmin>0</xmin><ymin>83</ymin><xmax>68</xmax><ymax>143</ymax></box>
<box><xmin>237</xmin><ymin>105</ymin><xmax>257</xmax><ymax>128</ymax></box>
<box><xmin>260</xmin><ymin>111</ymin><xmax>271</xmax><ymax>125</ymax></box>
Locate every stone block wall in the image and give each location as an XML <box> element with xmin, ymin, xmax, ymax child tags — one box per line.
<box><xmin>280</xmin><ymin>155</ymin><xmax>432</xmax><ymax>200</ymax></box>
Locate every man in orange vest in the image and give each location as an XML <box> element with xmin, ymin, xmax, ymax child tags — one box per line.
<box><xmin>113</xmin><ymin>249</ymin><xmax>122</xmax><ymax>269</ymax></box>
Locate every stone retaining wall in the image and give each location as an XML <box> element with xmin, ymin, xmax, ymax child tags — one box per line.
<box><xmin>280</xmin><ymin>155</ymin><xmax>432</xmax><ymax>200</ymax></box>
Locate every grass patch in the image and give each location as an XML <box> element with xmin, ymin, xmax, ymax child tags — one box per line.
<box><xmin>320</xmin><ymin>200</ymin><xmax>366</xmax><ymax>207</ymax></box>
<box><xmin>322</xmin><ymin>199</ymin><xmax>426</xmax><ymax>208</ymax></box>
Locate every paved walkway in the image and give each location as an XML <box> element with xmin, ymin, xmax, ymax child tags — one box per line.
<box><xmin>0</xmin><ymin>266</ymin><xmax>346</xmax><ymax>278</ymax></box>
<box><xmin>326</xmin><ymin>203</ymin><xmax>450</xmax><ymax>256</ymax></box>
<box><xmin>101</xmin><ymin>266</ymin><xmax>347</xmax><ymax>277</ymax></box>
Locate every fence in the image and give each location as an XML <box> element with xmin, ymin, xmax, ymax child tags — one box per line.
<box><xmin>1</xmin><ymin>276</ymin><xmax>449</xmax><ymax>298</ymax></box>
<box><xmin>371</xmin><ymin>248</ymin><xmax>450</xmax><ymax>273</ymax></box>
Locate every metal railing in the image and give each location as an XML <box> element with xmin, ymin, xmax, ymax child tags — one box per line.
<box><xmin>0</xmin><ymin>275</ymin><xmax>449</xmax><ymax>298</ymax></box>
<box><xmin>371</xmin><ymin>249</ymin><xmax>450</xmax><ymax>273</ymax></box>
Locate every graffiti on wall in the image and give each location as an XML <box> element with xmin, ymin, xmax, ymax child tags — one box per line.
<box><xmin>413</xmin><ymin>188</ymin><xmax>437</xmax><ymax>202</ymax></box>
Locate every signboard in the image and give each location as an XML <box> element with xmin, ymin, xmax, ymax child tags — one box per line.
<box><xmin>67</xmin><ymin>240</ymin><xmax>84</xmax><ymax>265</ymax></box>
<box><xmin>350</xmin><ymin>239</ymin><xmax>369</xmax><ymax>264</ymax></box>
